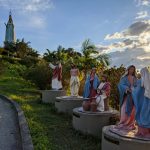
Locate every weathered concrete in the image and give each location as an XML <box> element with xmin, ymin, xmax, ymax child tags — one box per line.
<box><xmin>40</xmin><ymin>90</ymin><xmax>66</xmax><ymax>104</ymax></box>
<box><xmin>55</xmin><ymin>96</ymin><xmax>83</xmax><ymax>115</ymax></box>
<box><xmin>102</xmin><ymin>125</ymin><xmax>150</xmax><ymax>150</ymax></box>
<box><xmin>72</xmin><ymin>107</ymin><xmax>118</xmax><ymax>138</ymax></box>
<box><xmin>0</xmin><ymin>95</ymin><xmax>34</xmax><ymax>150</ymax></box>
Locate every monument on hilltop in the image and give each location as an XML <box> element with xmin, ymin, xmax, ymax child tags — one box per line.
<box><xmin>4</xmin><ymin>11</ymin><xmax>16</xmax><ymax>44</ymax></box>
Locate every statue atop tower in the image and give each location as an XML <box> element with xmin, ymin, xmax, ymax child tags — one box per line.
<box><xmin>5</xmin><ymin>11</ymin><xmax>16</xmax><ymax>43</ymax></box>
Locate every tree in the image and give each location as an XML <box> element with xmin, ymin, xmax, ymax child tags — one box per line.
<box><xmin>4</xmin><ymin>41</ymin><xmax>16</xmax><ymax>56</ymax></box>
<box><xmin>0</xmin><ymin>47</ymin><xmax>4</xmax><ymax>55</ymax></box>
<box><xmin>15</xmin><ymin>38</ymin><xmax>31</xmax><ymax>58</ymax></box>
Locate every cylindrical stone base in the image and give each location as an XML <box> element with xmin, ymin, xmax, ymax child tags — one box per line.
<box><xmin>55</xmin><ymin>96</ymin><xmax>83</xmax><ymax>115</ymax></box>
<box><xmin>72</xmin><ymin>107</ymin><xmax>118</xmax><ymax>138</ymax></box>
<box><xmin>40</xmin><ymin>90</ymin><xmax>66</xmax><ymax>104</ymax></box>
<box><xmin>102</xmin><ymin>126</ymin><xmax>150</xmax><ymax>150</ymax></box>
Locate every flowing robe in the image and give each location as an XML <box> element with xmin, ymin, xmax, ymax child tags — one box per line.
<box><xmin>118</xmin><ymin>75</ymin><xmax>137</xmax><ymax>129</ymax></box>
<box><xmin>96</xmin><ymin>82</ymin><xmax>111</xmax><ymax>111</ymax></box>
<box><xmin>83</xmin><ymin>74</ymin><xmax>100</xmax><ymax>99</ymax></box>
<box><xmin>49</xmin><ymin>63</ymin><xmax>62</xmax><ymax>90</ymax></box>
<box><xmin>133</xmin><ymin>79</ymin><xmax>150</xmax><ymax>135</ymax></box>
<box><xmin>70</xmin><ymin>68</ymin><xmax>80</xmax><ymax>96</ymax></box>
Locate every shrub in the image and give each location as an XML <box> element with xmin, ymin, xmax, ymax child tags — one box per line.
<box><xmin>24</xmin><ymin>60</ymin><xmax>51</xmax><ymax>90</ymax></box>
<box><xmin>103</xmin><ymin>66</ymin><xmax>125</xmax><ymax>110</ymax></box>
<box><xmin>20</xmin><ymin>56</ymin><xmax>39</xmax><ymax>67</ymax></box>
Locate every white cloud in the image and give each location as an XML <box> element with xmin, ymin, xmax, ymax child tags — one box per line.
<box><xmin>0</xmin><ymin>0</ymin><xmax>54</xmax><ymax>12</ymax></box>
<box><xmin>109</xmin><ymin>48</ymin><xmax>150</xmax><ymax>69</ymax></box>
<box><xmin>101</xmin><ymin>18</ymin><xmax>150</xmax><ymax>69</ymax></box>
<box><xmin>140</xmin><ymin>0</ymin><xmax>150</xmax><ymax>6</ymax></box>
<box><xmin>105</xmin><ymin>32</ymin><xmax>125</xmax><ymax>40</ymax></box>
<box><xmin>135</xmin><ymin>11</ymin><xmax>148</xmax><ymax>19</ymax></box>
<box><xmin>1</xmin><ymin>0</ymin><xmax>54</xmax><ymax>29</ymax></box>
<box><xmin>136</xmin><ymin>0</ymin><xmax>150</xmax><ymax>6</ymax></box>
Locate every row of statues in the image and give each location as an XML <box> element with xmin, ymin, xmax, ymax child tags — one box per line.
<box><xmin>49</xmin><ymin>62</ymin><xmax>80</xmax><ymax>96</ymax></box>
<box><xmin>82</xmin><ymin>68</ymin><xmax>110</xmax><ymax>112</ymax></box>
<box><xmin>49</xmin><ymin>62</ymin><xmax>150</xmax><ymax>138</ymax></box>
<box><xmin>49</xmin><ymin>62</ymin><xmax>110</xmax><ymax>112</ymax></box>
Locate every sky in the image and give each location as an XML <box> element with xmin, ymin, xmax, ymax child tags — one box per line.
<box><xmin>0</xmin><ymin>0</ymin><xmax>150</xmax><ymax>68</ymax></box>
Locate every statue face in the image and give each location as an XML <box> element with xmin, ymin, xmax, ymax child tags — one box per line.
<box><xmin>128</xmin><ymin>66</ymin><xmax>135</xmax><ymax>75</ymax></box>
<box><xmin>91</xmin><ymin>68</ymin><xmax>96</xmax><ymax>74</ymax></box>
<box><xmin>102</xmin><ymin>76</ymin><xmax>106</xmax><ymax>82</ymax></box>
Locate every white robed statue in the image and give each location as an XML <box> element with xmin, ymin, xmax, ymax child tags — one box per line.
<box><xmin>49</xmin><ymin>62</ymin><xmax>62</xmax><ymax>90</ymax></box>
<box><xmin>70</xmin><ymin>64</ymin><xmax>80</xmax><ymax>96</ymax></box>
<box><xmin>96</xmin><ymin>75</ymin><xmax>111</xmax><ymax>111</ymax></box>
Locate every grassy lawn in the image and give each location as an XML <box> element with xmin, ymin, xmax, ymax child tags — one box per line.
<box><xmin>0</xmin><ymin>63</ymin><xmax>101</xmax><ymax>150</ymax></box>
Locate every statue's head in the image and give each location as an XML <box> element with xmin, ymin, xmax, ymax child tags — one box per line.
<box><xmin>101</xmin><ymin>74</ymin><xmax>108</xmax><ymax>82</ymax></box>
<box><xmin>71</xmin><ymin>63</ymin><xmax>76</xmax><ymax>68</ymax></box>
<box><xmin>91</xmin><ymin>67</ymin><xmax>96</xmax><ymax>74</ymax></box>
<box><xmin>127</xmin><ymin>65</ymin><xmax>136</xmax><ymax>76</ymax></box>
<box><xmin>56</xmin><ymin>60</ymin><xmax>60</xmax><ymax>65</ymax></box>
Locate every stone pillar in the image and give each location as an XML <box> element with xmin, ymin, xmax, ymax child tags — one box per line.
<box><xmin>55</xmin><ymin>96</ymin><xmax>83</xmax><ymax>115</ymax></box>
<box><xmin>102</xmin><ymin>126</ymin><xmax>150</xmax><ymax>150</ymax></box>
<box><xmin>40</xmin><ymin>90</ymin><xmax>66</xmax><ymax>104</ymax></box>
<box><xmin>72</xmin><ymin>107</ymin><xmax>119</xmax><ymax>138</ymax></box>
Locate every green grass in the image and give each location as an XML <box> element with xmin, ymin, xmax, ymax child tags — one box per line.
<box><xmin>0</xmin><ymin>63</ymin><xmax>101</xmax><ymax>150</ymax></box>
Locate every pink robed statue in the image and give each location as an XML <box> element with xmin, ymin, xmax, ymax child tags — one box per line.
<box><xmin>49</xmin><ymin>62</ymin><xmax>62</xmax><ymax>90</ymax></box>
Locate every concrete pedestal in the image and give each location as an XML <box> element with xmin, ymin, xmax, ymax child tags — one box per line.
<box><xmin>72</xmin><ymin>107</ymin><xmax>118</xmax><ymax>138</ymax></box>
<box><xmin>55</xmin><ymin>96</ymin><xmax>83</xmax><ymax>115</ymax></box>
<box><xmin>102</xmin><ymin>126</ymin><xmax>150</xmax><ymax>150</ymax></box>
<box><xmin>40</xmin><ymin>90</ymin><xmax>66</xmax><ymax>104</ymax></box>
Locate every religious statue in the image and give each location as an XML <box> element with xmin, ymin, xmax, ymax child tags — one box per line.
<box><xmin>117</xmin><ymin>65</ymin><xmax>137</xmax><ymax>130</ymax></box>
<box><xmin>82</xmin><ymin>67</ymin><xmax>100</xmax><ymax>111</ymax></box>
<box><xmin>70</xmin><ymin>63</ymin><xmax>80</xmax><ymax>96</ymax></box>
<box><xmin>49</xmin><ymin>62</ymin><xmax>62</xmax><ymax>90</ymax></box>
<box><xmin>95</xmin><ymin>74</ymin><xmax>111</xmax><ymax>111</ymax></box>
<box><xmin>132</xmin><ymin>67</ymin><xmax>150</xmax><ymax>138</ymax></box>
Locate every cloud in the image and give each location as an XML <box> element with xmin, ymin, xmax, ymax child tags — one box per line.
<box><xmin>87</xmin><ymin>0</ymin><xmax>150</xmax><ymax>65</ymax></box>
<box><xmin>105</xmin><ymin>32</ymin><xmax>125</xmax><ymax>40</ymax></box>
<box><xmin>16</xmin><ymin>15</ymin><xmax>47</xmax><ymax>29</ymax></box>
<box><xmin>101</xmin><ymin>18</ymin><xmax>150</xmax><ymax>69</ymax></box>
<box><xmin>0</xmin><ymin>0</ymin><xmax>54</xmax><ymax>29</ymax></box>
<box><xmin>136</xmin><ymin>0</ymin><xmax>150</xmax><ymax>6</ymax></box>
<box><xmin>105</xmin><ymin>20</ymin><xmax>150</xmax><ymax>41</ymax></box>
<box><xmin>0</xmin><ymin>0</ymin><xmax>54</xmax><ymax>12</ymax></box>
<box><xmin>109</xmin><ymin>47</ymin><xmax>150</xmax><ymax>69</ymax></box>
<box><xmin>135</xmin><ymin>11</ymin><xmax>148</xmax><ymax>19</ymax></box>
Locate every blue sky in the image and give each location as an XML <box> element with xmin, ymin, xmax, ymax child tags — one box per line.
<box><xmin>0</xmin><ymin>0</ymin><xmax>137</xmax><ymax>51</ymax></box>
<box><xmin>0</xmin><ymin>0</ymin><xmax>150</xmax><ymax>68</ymax></box>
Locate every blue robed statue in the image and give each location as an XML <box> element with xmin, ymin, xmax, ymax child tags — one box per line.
<box><xmin>117</xmin><ymin>65</ymin><xmax>137</xmax><ymax>130</ymax></box>
<box><xmin>83</xmin><ymin>68</ymin><xmax>100</xmax><ymax>98</ymax></box>
<box><xmin>132</xmin><ymin>67</ymin><xmax>150</xmax><ymax>137</ymax></box>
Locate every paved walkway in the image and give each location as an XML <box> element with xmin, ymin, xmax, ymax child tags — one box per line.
<box><xmin>0</xmin><ymin>98</ymin><xmax>22</xmax><ymax>150</ymax></box>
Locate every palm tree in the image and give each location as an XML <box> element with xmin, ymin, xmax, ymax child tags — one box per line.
<box><xmin>96</xmin><ymin>53</ymin><xmax>110</xmax><ymax>67</ymax></box>
<box><xmin>81</xmin><ymin>39</ymin><xmax>99</xmax><ymax>73</ymax></box>
<box><xmin>43</xmin><ymin>49</ymin><xmax>57</xmax><ymax>62</ymax></box>
<box><xmin>80</xmin><ymin>39</ymin><xmax>110</xmax><ymax>76</ymax></box>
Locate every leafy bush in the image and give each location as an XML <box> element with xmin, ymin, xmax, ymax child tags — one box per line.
<box><xmin>8</xmin><ymin>63</ymin><xmax>27</xmax><ymax>77</ymax></box>
<box><xmin>103</xmin><ymin>66</ymin><xmax>125</xmax><ymax>110</ymax></box>
<box><xmin>0</xmin><ymin>47</ymin><xmax>4</xmax><ymax>55</ymax></box>
<box><xmin>24</xmin><ymin>60</ymin><xmax>51</xmax><ymax>90</ymax></box>
<box><xmin>1</xmin><ymin>55</ymin><xmax>21</xmax><ymax>64</ymax></box>
<box><xmin>20</xmin><ymin>56</ymin><xmax>39</xmax><ymax>67</ymax></box>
